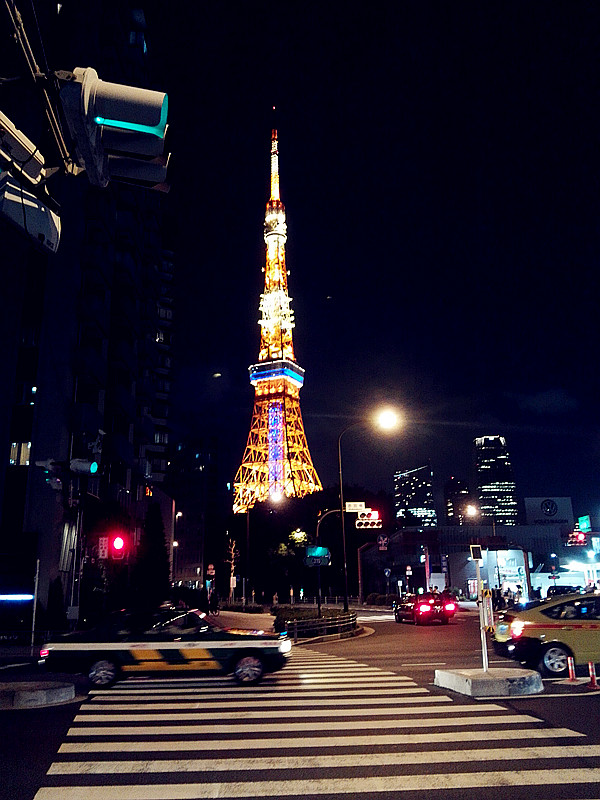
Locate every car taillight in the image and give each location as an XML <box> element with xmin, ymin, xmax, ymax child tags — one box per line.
<box><xmin>444</xmin><ymin>603</ymin><xmax>456</xmax><ymax>612</ymax></box>
<box><xmin>510</xmin><ymin>620</ymin><xmax>525</xmax><ymax>638</ymax></box>
<box><xmin>418</xmin><ymin>603</ymin><xmax>432</xmax><ymax>613</ymax></box>
<box><xmin>39</xmin><ymin>648</ymin><xmax>49</xmax><ymax>658</ymax></box>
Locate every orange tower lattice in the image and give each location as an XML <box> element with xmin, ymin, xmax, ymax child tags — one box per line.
<box><xmin>233</xmin><ymin>130</ymin><xmax>322</xmax><ymax>514</ymax></box>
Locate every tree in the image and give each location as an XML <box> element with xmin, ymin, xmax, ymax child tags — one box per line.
<box><xmin>131</xmin><ymin>502</ymin><xmax>170</xmax><ymax>613</ymax></box>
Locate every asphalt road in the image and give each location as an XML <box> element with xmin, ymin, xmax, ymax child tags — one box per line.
<box><xmin>2</xmin><ymin>608</ymin><xmax>600</xmax><ymax>799</ymax></box>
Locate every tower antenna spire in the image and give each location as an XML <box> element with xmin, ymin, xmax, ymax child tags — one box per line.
<box><xmin>270</xmin><ymin>127</ymin><xmax>279</xmax><ymax>202</ymax></box>
<box><xmin>233</xmin><ymin>130</ymin><xmax>322</xmax><ymax>514</ymax></box>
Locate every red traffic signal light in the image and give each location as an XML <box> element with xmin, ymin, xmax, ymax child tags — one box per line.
<box><xmin>567</xmin><ymin>530</ymin><xmax>587</xmax><ymax>546</ymax></box>
<box><xmin>110</xmin><ymin>534</ymin><xmax>127</xmax><ymax>560</ymax></box>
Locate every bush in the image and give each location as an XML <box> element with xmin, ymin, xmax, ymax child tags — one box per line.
<box><xmin>365</xmin><ymin>593</ymin><xmax>399</xmax><ymax>606</ymax></box>
<box><xmin>271</xmin><ymin>605</ymin><xmax>341</xmax><ymax>633</ymax></box>
<box><xmin>219</xmin><ymin>603</ymin><xmax>267</xmax><ymax>614</ymax></box>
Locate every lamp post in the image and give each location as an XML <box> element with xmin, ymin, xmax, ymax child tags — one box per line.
<box><xmin>173</xmin><ymin>510</ymin><xmax>182</xmax><ymax>582</ymax></box>
<box><xmin>315</xmin><ymin>509</ymin><xmax>339</xmax><ymax>617</ymax></box>
<box><xmin>337</xmin><ymin>407</ymin><xmax>401</xmax><ymax>612</ymax></box>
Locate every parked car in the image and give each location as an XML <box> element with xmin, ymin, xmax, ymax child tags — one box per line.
<box><xmin>546</xmin><ymin>584</ymin><xmax>583</xmax><ymax>597</ymax></box>
<box><xmin>393</xmin><ymin>592</ymin><xmax>457</xmax><ymax>625</ymax></box>
<box><xmin>493</xmin><ymin>592</ymin><xmax>600</xmax><ymax>676</ymax></box>
<box><xmin>39</xmin><ymin>607</ymin><xmax>291</xmax><ymax>686</ymax></box>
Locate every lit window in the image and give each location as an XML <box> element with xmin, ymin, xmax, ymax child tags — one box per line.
<box><xmin>9</xmin><ymin>443</ymin><xmax>18</xmax><ymax>465</ymax></box>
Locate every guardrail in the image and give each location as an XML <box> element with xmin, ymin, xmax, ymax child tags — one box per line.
<box><xmin>286</xmin><ymin>612</ymin><xmax>358</xmax><ymax>643</ymax></box>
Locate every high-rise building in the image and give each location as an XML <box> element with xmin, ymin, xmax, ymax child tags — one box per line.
<box><xmin>444</xmin><ymin>477</ymin><xmax>474</xmax><ymax>525</ymax></box>
<box><xmin>474</xmin><ymin>435</ymin><xmax>519</xmax><ymax>525</ymax></box>
<box><xmin>394</xmin><ymin>464</ymin><xmax>437</xmax><ymax>527</ymax></box>
<box><xmin>233</xmin><ymin>130</ymin><xmax>321</xmax><ymax>513</ymax></box>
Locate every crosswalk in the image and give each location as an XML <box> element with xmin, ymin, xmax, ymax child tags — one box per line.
<box><xmin>34</xmin><ymin>648</ymin><xmax>600</xmax><ymax>799</ymax></box>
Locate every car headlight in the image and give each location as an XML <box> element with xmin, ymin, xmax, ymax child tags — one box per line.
<box><xmin>279</xmin><ymin>639</ymin><xmax>292</xmax><ymax>654</ymax></box>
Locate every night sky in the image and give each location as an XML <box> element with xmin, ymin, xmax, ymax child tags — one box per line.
<box><xmin>149</xmin><ymin>2</ymin><xmax>600</xmax><ymax>518</ymax></box>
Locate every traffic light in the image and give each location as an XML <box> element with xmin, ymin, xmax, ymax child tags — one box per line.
<box><xmin>69</xmin><ymin>458</ymin><xmax>99</xmax><ymax>475</ymax></box>
<box><xmin>355</xmin><ymin>510</ymin><xmax>383</xmax><ymax>529</ymax></box>
<box><xmin>109</xmin><ymin>533</ymin><xmax>127</xmax><ymax>560</ymax></box>
<box><xmin>567</xmin><ymin>530</ymin><xmax>587</xmax><ymax>546</ymax></box>
<box><xmin>34</xmin><ymin>458</ymin><xmax>63</xmax><ymax>491</ymax></box>
<box><xmin>58</xmin><ymin>67</ymin><xmax>169</xmax><ymax>190</ymax></box>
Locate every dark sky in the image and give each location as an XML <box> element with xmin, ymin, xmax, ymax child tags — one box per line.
<box><xmin>149</xmin><ymin>2</ymin><xmax>600</xmax><ymax>519</ymax></box>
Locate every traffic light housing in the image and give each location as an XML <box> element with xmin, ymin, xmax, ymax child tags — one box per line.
<box><xmin>69</xmin><ymin>458</ymin><xmax>99</xmax><ymax>475</ymax></box>
<box><xmin>567</xmin><ymin>530</ymin><xmax>587</xmax><ymax>546</ymax></box>
<box><xmin>58</xmin><ymin>67</ymin><xmax>169</xmax><ymax>190</ymax></box>
<box><xmin>355</xmin><ymin>510</ymin><xmax>383</xmax><ymax>529</ymax></box>
<box><xmin>34</xmin><ymin>458</ymin><xmax>63</xmax><ymax>490</ymax></box>
<box><xmin>109</xmin><ymin>533</ymin><xmax>127</xmax><ymax>560</ymax></box>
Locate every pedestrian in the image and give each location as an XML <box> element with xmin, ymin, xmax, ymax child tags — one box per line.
<box><xmin>198</xmin><ymin>584</ymin><xmax>209</xmax><ymax>614</ymax></box>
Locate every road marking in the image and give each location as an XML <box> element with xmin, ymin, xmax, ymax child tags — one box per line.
<box><xmin>400</xmin><ymin>662</ymin><xmax>446</xmax><ymax>666</ymax></box>
<box><xmin>85</xmin><ymin>693</ymin><xmax>445</xmax><ymax>711</ymax></box>
<box><xmin>89</xmin><ymin>685</ymin><xmax>420</xmax><ymax>699</ymax></box>
<box><xmin>67</xmin><ymin>713</ymin><xmax>540</xmax><ymax>736</ymax></box>
<box><xmin>33</xmin><ymin>768</ymin><xmax>600</xmax><ymax>798</ymax></box>
<box><xmin>58</xmin><ymin>726</ymin><xmax>584</xmax><ymax>753</ymax></box>
<box><xmin>48</xmin><ymin>744</ymin><xmax>600</xmax><ymax>774</ymax></box>
<box><xmin>89</xmin><ymin>681</ymin><xmax>420</xmax><ymax>705</ymax></box>
<box><xmin>74</xmin><ymin>701</ymin><xmax>502</xmax><ymax>723</ymax></box>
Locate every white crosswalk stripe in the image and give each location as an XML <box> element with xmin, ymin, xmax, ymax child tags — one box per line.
<box><xmin>34</xmin><ymin>647</ymin><xmax>600</xmax><ymax>799</ymax></box>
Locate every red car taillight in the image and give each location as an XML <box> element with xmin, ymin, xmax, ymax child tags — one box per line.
<box><xmin>444</xmin><ymin>603</ymin><xmax>456</xmax><ymax>612</ymax></box>
<box><xmin>39</xmin><ymin>648</ymin><xmax>49</xmax><ymax>658</ymax></box>
<box><xmin>418</xmin><ymin>603</ymin><xmax>432</xmax><ymax>613</ymax></box>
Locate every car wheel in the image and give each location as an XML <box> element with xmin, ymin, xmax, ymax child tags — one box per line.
<box><xmin>233</xmin><ymin>654</ymin><xmax>264</xmax><ymax>684</ymax></box>
<box><xmin>413</xmin><ymin>613</ymin><xmax>421</xmax><ymax>626</ymax></box>
<box><xmin>440</xmin><ymin>617</ymin><xmax>449</xmax><ymax>625</ymax></box>
<box><xmin>88</xmin><ymin>658</ymin><xmax>119</xmax><ymax>686</ymax></box>
<box><xmin>538</xmin><ymin>645</ymin><xmax>571</xmax><ymax>677</ymax></box>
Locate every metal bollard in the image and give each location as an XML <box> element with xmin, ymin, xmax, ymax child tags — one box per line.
<box><xmin>587</xmin><ymin>661</ymin><xmax>599</xmax><ymax>690</ymax></box>
<box><xmin>567</xmin><ymin>656</ymin><xmax>577</xmax><ymax>682</ymax></box>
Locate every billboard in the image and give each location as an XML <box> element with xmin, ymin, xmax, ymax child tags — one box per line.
<box><xmin>524</xmin><ymin>497</ymin><xmax>574</xmax><ymax>529</ymax></box>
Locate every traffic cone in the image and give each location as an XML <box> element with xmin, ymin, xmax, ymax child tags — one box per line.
<box><xmin>586</xmin><ymin>661</ymin><xmax>600</xmax><ymax>690</ymax></box>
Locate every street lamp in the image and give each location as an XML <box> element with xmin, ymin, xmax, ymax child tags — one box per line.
<box><xmin>338</xmin><ymin>407</ymin><xmax>402</xmax><ymax>611</ymax></box>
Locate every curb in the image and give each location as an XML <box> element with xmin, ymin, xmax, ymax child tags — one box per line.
<box><xmin>0</xmin><ymin>680</ymin><xmax>76</xmax><ymax>709</ymax></box>
<box><xmin>434</xmin><ymin>667</ymin><xmax>544</xmax><ymax>697</ymax></box>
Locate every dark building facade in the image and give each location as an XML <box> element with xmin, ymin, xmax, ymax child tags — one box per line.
<box><xmin>444</xmin><ymin>476</ymin><xmax>474</xmax><ymax>525</ymax></box>
<box><xmin>0</xmin><ymin>2</ymin><xmax>174</xmax><ymax>624</ymax></box>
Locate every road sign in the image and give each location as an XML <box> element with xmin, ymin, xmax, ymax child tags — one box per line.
<box><xmin>377</xmin><ymin>534</ymin><xmax>389</xmax><ymax>551</ymax></box>
<box><xmin>384</xmin><ymin>568</ymin><xmax>391</xmax><ymax>578</ymax></box>
<box><xmin>98</xmin><ymin>536</ymin><xmax>108</xmax><ymax>560</ymax></box>
<box><xmin>304</xmin><ymin>555</ymin><xmax>331</xmax><ymax>567</ymax></box>
<box><xmin>406</xmin><ymin>565</ymin><xmax>412</xmax><ymax>575</ymax></box>
<box><xmin>346</xmin><ymin>501</ymin><xmax>366</xmax><ymax>512</ymax></box>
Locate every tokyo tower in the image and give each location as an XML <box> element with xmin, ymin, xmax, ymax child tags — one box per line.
<box><xmin>233</xmin><ymin>130</ymin><xmax>322</xmax><ymax>514</ymax></box>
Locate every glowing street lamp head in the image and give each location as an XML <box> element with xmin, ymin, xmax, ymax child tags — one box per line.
<box><xmin>270</xmin><ymin>490</ymin><xmax>283</xmax><ymax>503</ymax></box>
<box><xmin>375</xmin><ymin>407</ymin><xmax>401</xmax><ymax>431</ymax></box>
<box><xmin>465</xmin><ymin>504</ymin><xmax>479</xmax><ymax>518</ymax></box>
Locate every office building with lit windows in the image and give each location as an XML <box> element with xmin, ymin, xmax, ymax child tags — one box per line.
<box><xmin>394</xmin><ymin>464</ymin><xmax>438</xmax><ymax>527</ymax></box>
<box><xmin>474</xmin><ymin>435</ymin><xmax>519</xmax><ymax>525</ymax></box>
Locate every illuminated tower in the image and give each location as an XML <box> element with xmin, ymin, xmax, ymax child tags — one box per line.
<box><xmin>233</xmin><ymin>130</ymin><xmax>322</xmax><ymax>513</ymax></box>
